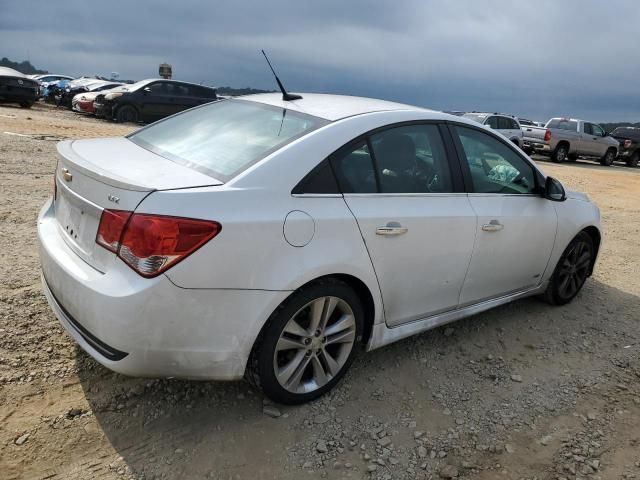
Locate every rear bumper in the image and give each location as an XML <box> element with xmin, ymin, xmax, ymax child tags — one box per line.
<box><xmin>0</xmin><ymin>85</ymin><xmax>38</xmax><ymax>103</ymax></box>
<box><xmin>523</xmin><ymin>139</ymin><xmax>546</xmax><ymax>151</ymax></box>
<box><xmin>38</xmin><ymin>197</ymin><xmax>289</xmax><ymax>380</ymax></box>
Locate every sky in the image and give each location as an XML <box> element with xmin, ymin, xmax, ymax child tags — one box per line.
<box><xmin>2</xmin><ymin>0</ymin><xmax>639</xmax><ymax>122</ymax></box>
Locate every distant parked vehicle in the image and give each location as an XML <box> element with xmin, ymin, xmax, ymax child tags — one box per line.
<box><xmin>72</xmin><ymin>89</ymin><xmax>111</xmax><ymax>114</ymax></box>
<box><xmin>520</xmin><ymin>122</ymin><xmax>549</xmax><ymax>154</ymax></box>
<box><xmin>0</xmin><ymin>67</ymin><xmax>39</xmax><ymax>108</ymax></box>
<box><xmin>58</xmin><ymin>80</ymin><xmax>122</xmax><ymax>109</ymax></box>
<box><xmin>536</xmin><ymin>118</ymin><xmax>619</xmax><ymax>166</ymax></box>
<box><xmin>33</xmin><ymin>74</ymin><xmax>74</xmax><ymax>84</ymax></box>
<box><xmin>611</xmin><ymin>127</ymin><xmax>640</xmax><ymax>167</ymax></box>
<box><xmin>94</xmin><ymin>79</ymin><xmax>217</xmax><ymax>123</ymax></box>
<box><xmin>462</xmin><ymin>112</ymin><xmax>523</xmax><ymax>148</ymax></box>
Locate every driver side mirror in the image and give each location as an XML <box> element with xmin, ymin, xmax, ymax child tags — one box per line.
<box><xmin>544</xmin><ymin>176</ymin><xmax>566</xmax><ymax>202</ymax></box>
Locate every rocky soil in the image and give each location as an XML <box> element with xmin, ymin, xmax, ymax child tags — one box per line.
<box><xmin>1</xmin><ymin>103</ymin><xmax>639</xmax><ymax>480</ymax></box>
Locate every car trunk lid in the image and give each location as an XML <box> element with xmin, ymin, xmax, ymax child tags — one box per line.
<box><xmin>54</xmin><ymin>137</ymin><xmax>222</xmax><ymax>272</ymax></box>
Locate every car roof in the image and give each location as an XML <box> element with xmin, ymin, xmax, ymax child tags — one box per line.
<box><xmin>0</xmin><ymin>67</ymin><xmax>27</xmax><ymax>78</ymax></box>
<box><xmin>237</xmin><ymin>93</ymin><xmax>432</xmax><ymax>121</ymax></box>
<box><xmin>136</xmin><ymin>78</ymin><xmax>216</xmax><ymax>89</ymax></box>
<box><xmin>464</xmin><ymin>112</ymin><xmax>515</xmax><ymax>118</ymax></box>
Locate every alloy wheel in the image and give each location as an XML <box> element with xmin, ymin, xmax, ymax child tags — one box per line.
<box><xmin>556</xmin><ymin>240</ymin><xmax>592</xmax><ymax>299</ymax></box>
<box><xmin>273</xmin><ymin>296</ymin><xmax>356</xmax><ymax>394</ymax></box>
<box><xmin>557</xmin><ymin>147</ymin><xmax>567</xmax><ymax>162</ymax></box>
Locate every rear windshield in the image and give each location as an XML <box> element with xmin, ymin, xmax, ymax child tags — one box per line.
<box><xmin>129</xmin><ymin>99</ymin><xmax>329</xmax><ymax>181</ymax></box>
<box><xmin>612</xmin><ymin>127</ymin><xmax>640</xmax><ymax>140</ymax></box>
<box><xmin>546</xmin><ymin>119</ymin><xmax>578</xmax><ymax>131</ymax></box>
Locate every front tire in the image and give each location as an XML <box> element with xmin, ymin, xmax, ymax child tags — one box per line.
<box><xmin>544</xmin><ymin>232</ymin><xmax>594</xmax><ymax>305</ymax></box>
<box><xmin>600</xmin><ymin>148</ymin><xmax>616</xmax><ymax>166</ymax></box>
<box><xmin>115</xmin><ymin>104</ymin><xmax>139</xmax><ymax>123</ymax></box>
<box><xmin>552</xmin><ymin>144</ymin><xmax>569</xmax><ymax>163</ymax></box>
<box><xmin>247</xmin><ymin>279</ymin><xmax>363</xmax><ymax>404</ymax></box>
<box><xmin>19</xmin><ymin>101</ymin><xmax>34</xmax><ymax>108</ymax></box>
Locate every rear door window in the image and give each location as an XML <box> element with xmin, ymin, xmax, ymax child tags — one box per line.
<box><xmin>369</xmin><ymin>124</ymin><xmax>453</xmax><ymax>193</ymax></box>
<box><xmin>330</xmin><ymin>142</ymin><xmax>378</xmax><ymax>193</ymax></box>
<box><xmin>497</xmin><ymin>117</ymin><xmax>512</xmax><ymax>130</ymax></box>
<box><xmin>330</xmin><ymin>123</ymin><xmax>454</xmax><ymax>194</ymax></box>
<box><xmin>486</xmin><ymin>116</ymin><xmax>499</xmax><ymax>129</ymax></box>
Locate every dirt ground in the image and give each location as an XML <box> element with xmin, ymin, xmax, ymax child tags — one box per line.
<box><xmin>1</xmin><ymin>103</ymin><xmax>639</xmax><ymax>480</ymax></box>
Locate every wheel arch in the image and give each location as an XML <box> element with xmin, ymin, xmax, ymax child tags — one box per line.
<box><xmin>114</xmin><ymin>102</ymin><xmax>139</xmax><ymax>120</ymax></box>
<box><xmin>249</xmin><ymin>273</ymin><xmax>378</xmax><ymax>361</ymax></box>
<box><xmin>581</xmin><ymin>225</ymin><xmax>601</xmax><ymax>275</ymax></box>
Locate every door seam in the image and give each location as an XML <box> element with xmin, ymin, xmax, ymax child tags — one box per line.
<box><xmin>457</xmin><ymin>194</ymin><xmax>479</xmax><ymax>305</ymax></box>
<box><xmin>339</xmin><ymin>195</ymin><xmax>388</xmax><ymax>325</ymax></box>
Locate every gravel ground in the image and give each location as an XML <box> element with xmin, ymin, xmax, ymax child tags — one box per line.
<box><xmin>1</xmin><ymin>103</ymin><xmax>639</xmax><ymax>480</ymax></box>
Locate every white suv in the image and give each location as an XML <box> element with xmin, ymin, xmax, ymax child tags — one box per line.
<box><xmin>462</xmin><ymin>112</ymin><xmax>524</xmax><ymax>148</ymax></box>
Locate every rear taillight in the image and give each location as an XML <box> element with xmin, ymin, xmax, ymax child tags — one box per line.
<box><xmin>544</xmin><ymin>129</ymin><xmax>551</xmax><ymax>142</ymax></box>
<box><xmin>96</xmin><ymin>210</ymin><xmax>220</xmax><ymax>277</ymax></box>
<box><xmin>96</xmin><ymin>210</ymin><xmax>131</xmax><ymax>253</ymax></box>
<box><xmin>624</xmin><ymin>139</ymin><xmax>632</xmax><ymax>148</ymax></box>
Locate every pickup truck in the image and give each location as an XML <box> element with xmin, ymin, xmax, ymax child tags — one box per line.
<box><xmin>531</xmin><ymin>118</ymin><xmax>620</xmax><ymax>166</ymax></box>
<box><xmin>521</xmin><ymin>123</ymin><xmax>548</xmax><ymax>154</ymax></box>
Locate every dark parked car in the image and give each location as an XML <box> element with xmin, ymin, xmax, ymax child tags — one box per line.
<box><xmin>94</xmin><ymin>78</ymin><xmax>217</xmax><ymax>123</ymax></box>
<box><xmin>611</xmin><ymin>127</ymin><xmax>640</xmax><ymax>167</ymax></box>
<box><xmin>0</xmin><ymin>67</ymin><xmax>39</xmax><ymax>108</ymax></box>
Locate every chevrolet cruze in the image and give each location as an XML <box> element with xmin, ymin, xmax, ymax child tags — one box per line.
<box><xmin>38</xmin><ymin>93</ymin><xmax>601</xmax><ymax>404</ymax></box>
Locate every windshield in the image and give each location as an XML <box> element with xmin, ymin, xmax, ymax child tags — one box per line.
<box><xmin>129</xmin><ymin>99</ymin><xmax>329</xmax><ymax>181</ymax></box>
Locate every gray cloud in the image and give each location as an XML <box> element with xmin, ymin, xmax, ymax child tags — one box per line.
<box><xmin>2</xmin><ymin>0</ymin><xmax>639</xmax><ymax>121</ymax></box>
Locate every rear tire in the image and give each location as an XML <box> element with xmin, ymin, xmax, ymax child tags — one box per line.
<box><xmin>626</xmin><ymin>152</ymin><xmax>639</xmax><ymax>168</ymax></box>
<box><xmin>600</xmin><ymin>148</ymin><xmax>616</xmax><ymax>166</ymax></box>
<box><xmin>115</xmin><ymin>104</ymin><xmax>139</xmax><ymax>123</ymax></box>
<box><xmin>246</xmin><ymin>279</ymin><xmax>363</xmax><ymax>405</ymax></box>
<box><xmin>543</xmin><ymin>232</ymin><xmax>594</xmax><ymax>306</ymax></box>
<box><xmin>552</xmin><ymin>143</ymin><xmax>569</xmax><ymax>163</ymax></box>
<box><xmin>19</xmin><ymin>101</ymin><xmax>33</xmax><ymax>108</ymax></box>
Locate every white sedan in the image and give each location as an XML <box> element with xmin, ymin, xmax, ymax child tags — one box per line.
<box><xmin>38</xmin><ymin>93</ymin><xmax>601</xmax><ymax>404</ymax></box>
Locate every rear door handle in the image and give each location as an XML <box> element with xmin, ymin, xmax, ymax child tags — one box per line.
<box><xmin>482</xmin><ymin>220</ymin><xmax>504</xmax><ymax>232</ymax></box>
<box><xmin>376</xmin><ymin>222</ymin><xmax>408</xmax><ymax>236</ymax></box>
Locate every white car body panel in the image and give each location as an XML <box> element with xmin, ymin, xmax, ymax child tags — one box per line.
<box><xmin>460</xmin><ymin>194</ymin><xmax>558</xmax><ymax>304</ymax></box>
<box><xmin>342</xmin><ymin>193</ymin><xmax>476</xmax><ymax>326</ymax></box>
<box><xmin>37</xmin><ymin>93</ymin><xmax>602</xmax><ymax>381</ymax></box>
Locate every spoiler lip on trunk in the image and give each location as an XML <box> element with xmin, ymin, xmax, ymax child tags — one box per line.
<box><xmin>57</xmin><ymin>138</ymin><xmax>224</xmax><ymax>192</ymax></box>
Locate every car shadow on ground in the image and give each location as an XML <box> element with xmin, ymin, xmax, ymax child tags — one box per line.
<box><xmin>75</xmin><ymin>278</ymin><xmax>639</xmax><ymax>478</ymax></box>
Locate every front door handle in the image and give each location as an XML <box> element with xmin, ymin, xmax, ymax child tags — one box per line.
<box><xmin>376</xmin><ymin>222</ymin><xmax>408</xmax><ymax>236</ymax></box>
<box><xmin>482</xmin><ymin>220</ymin><xmax>504</xmax><ymax>232</ymax></box>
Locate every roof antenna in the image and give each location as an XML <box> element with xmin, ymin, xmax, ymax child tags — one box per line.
<box><xmin>261</xmin><ymin>50</ymin><xmax>302</xmax><ymax>101</ymax></box>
